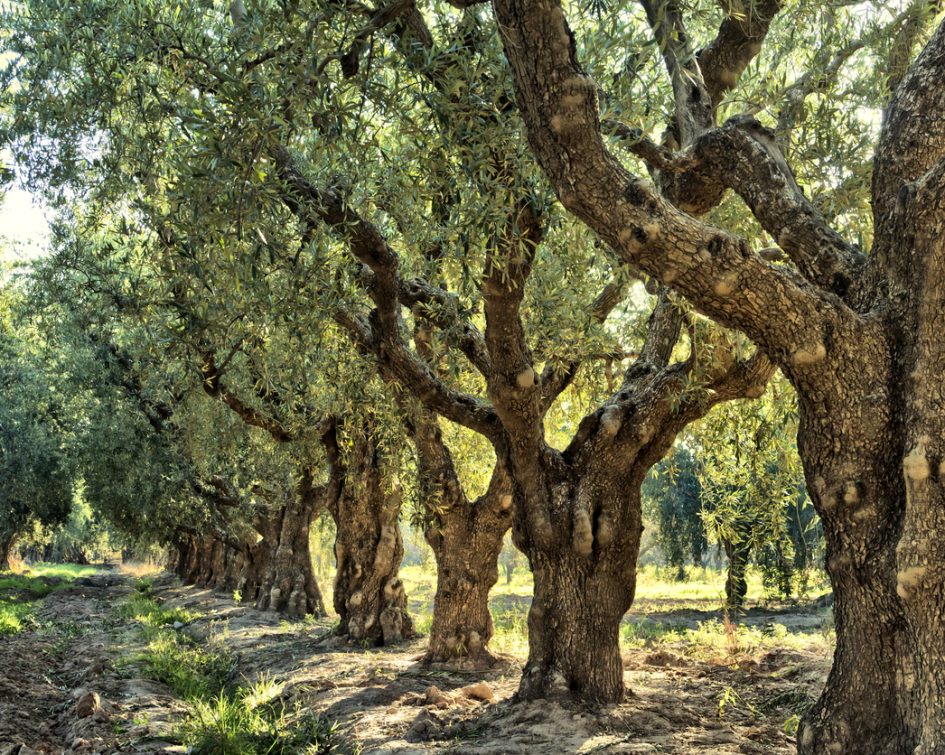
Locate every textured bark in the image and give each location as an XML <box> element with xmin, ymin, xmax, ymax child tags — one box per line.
<box><xmin>517</xmin><ymin>483</ymin><xmax>643</xmax><ymax>702</ymax></box>
<box><xmin>331</xmin><ymin>431</ymin><xmax>412</xmax><ymax>645</ymax></box>
<box><xmin>793</xmin><ymin>380</ymin><xmax>911</xmax><ymax>755</ymax></box>
<box><xmin>414</xmin><ymin>414</ymin><xmax>513</xmax><ymax>665</ymax></box>
<box><xmin>425</xmin><ymin>508</ymin><xmax>505</xmax><ymax>663</ymax></box>
<box><xmin>0</xmin><ymin>533</ymin><xmax>20</xmax><ymax>572</ymax></box>
<box><xmin>252</xmin><ymin>470</ymin><xmax>326</xmax><ymax>617</ymax></box>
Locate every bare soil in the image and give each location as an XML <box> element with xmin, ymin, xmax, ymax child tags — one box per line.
<box><xmin>0</xmin><ymin>571</ymin><xmax>832</xmax><ymax>754</ymax></box>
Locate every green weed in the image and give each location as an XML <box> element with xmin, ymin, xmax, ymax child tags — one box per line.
<box><xmin>183</xmin><ymin>682</ymin><xmax>355</xmax><ymax>754</ymax></box>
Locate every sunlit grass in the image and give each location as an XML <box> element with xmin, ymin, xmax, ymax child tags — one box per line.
<box><xmin>399</xmin><ymin>561</ymin><xmax>832</xmax><ymax>662</ymax></box>
<box><xmin>116</xmin><ymin>584</ymin><xmax>354</xmax><ymax>753</ymax></box>
<box><xmin>183</xmin><ymin>675</ymin><xmax>355</xmax><ymax>754</ymax></box>
<box><xmin>0</xmin><ymin>562</ymin><xmax>101</xmax><ymax>636</ymax></box>
<box><xmin>621</xmin><ymin>616</ymin><xmax>834</xmax><ymax>659</ymax></box>
<box><xmin>0</xmin><ymin>600</ymin><xmax>35</xmax><ymax>635</ymax></box>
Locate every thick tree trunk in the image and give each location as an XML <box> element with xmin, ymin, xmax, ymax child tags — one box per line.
<box><xmin>793</xmin><ymin>366</ymin><xmax>915</xmax><ymax>755</ymax></box>
<box><xmin>0</xmin><ymin>533</ymin><xmax>20</xmax><ymax>572</ymax></box>
<box><xmin>892</xmin><ymin>161</ymin><xmax>945</xmax><ymax>755</ymax></box>
<box><xmin>424</xmin><ymin>488</ymin><xmax>511</xmax><ymax>664</ymax></box>
<box><xmin>331</xmin><ymin>433</ymin><xmax>412</xmax><ymax>645</ymax></box>
<box><xmin>410</xmin><ymin>411</ymin><xmax>513</xmax><ymax>665</ymax></box>
<box><xmin>176</xmin><ymin>534</ymin><xmax>214</xmax><ymax>585</ymax></box>
<box><xmin>519</xmin><ymin>540</ymin><xmax>636</xmax><ymax>702</ymax></box>
<box><xmin>253</xmin><ymin>471</ymin><xmax>326</xmax><ymax>617</ymax></box>
<box><xmin>511</xmin><ymin>453</ymin><xmax>648</xmax><ymax>703</ymax></box>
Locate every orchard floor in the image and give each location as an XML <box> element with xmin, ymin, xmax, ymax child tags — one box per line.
<box><xmin>0</xmin><ymin>567</ymin><xmax>833</xmax><ymax>754</ymax></box>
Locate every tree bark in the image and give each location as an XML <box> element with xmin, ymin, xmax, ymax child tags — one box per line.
<box><xmin>423</xmin><ymin>491</ymin><xmax>510</xmax><ymax>664</ymax></box>
<box><xmin>517</xmin><ymin>480</ymin><xmax>644</xmax><ymax>702</ymax></box>
<box><xmin>0</xmin><ymin>532</ymin><xmax>20</xmax><ymax>572</ymax></box>
<box><xmin>424</xmin><ymin>479</ymin><xmax>512</xmax><ymax>664</ymax></box>
<box><xmin>331</xmin><ymin>430</ymin><xmax>412</xmax><ymax>645</ymax></box>
<box><xmin>792</xmin><ymin>393</ymin><xmax>913</xmax><ymax>755</ymax></box>
<box><xmin>252</xmin><ymin>470</ymin><xmax>326</xmax><ymax>617</ymax></box>
<box><xmin>409</xmin><ymin>410</ymin><xmax>513</xmax><ymax>665</ymax></box>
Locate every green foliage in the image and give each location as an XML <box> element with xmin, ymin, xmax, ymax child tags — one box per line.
<box><xmin>0</xmin><ymin>598</ymin><xmax>36</xmax><ymax>635</ymax></box>
<box><xmin>643</xmin><ymin>446</ymin><xmax>707</xmax><ymax>577</ymax></box>
<box><xmin>0</xmin><ymin>280</ymin><xmax>76</xmax><ymax>557</ymax></box>
<box><xmin>23</xmin><ymin>492</ymin><xmax>117</xmax><ymax>563</ymax></box>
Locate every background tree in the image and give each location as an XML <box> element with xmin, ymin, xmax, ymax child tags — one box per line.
<box><xmin>642</xmin><ymin>445</ymin><xmax>706</xmax><ymax>580</ymax></box>
<box><xmin>696</xmin><ymin>379</ymin><xmax>811</xmax><ymax>607</ymax></box>
<box><xmin>0</xmin><ymin>276</ymin><xmax>74</xmax><ymax>569</ymax></box>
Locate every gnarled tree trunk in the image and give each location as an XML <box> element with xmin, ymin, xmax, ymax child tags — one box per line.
<box><xmin>413</xmin><ymin>414</ymin><xmax>513</xmax><ymax>664</ymax></box>
<box><xmin>791</xmin><ymin>369</ymin><xmax>912</xmax><ymax>755</ymax></box>
<box><xmin>424</xmin><ymin>491</ymin><xmax>510</xmax><ymax>664</ymax></box>
<box><xmin>506</xmin><ymin>323</ymin><xmax>771</xmax><ymax>703</ymax></box>
<box><xmin>517</xmin><ymin>480</ymin><xmax>643</xmax><ymax>702</ymax></box>
<box><xmin>0</xmin><ymin>532</ymin><xmax>20</xmax><ymax>572</ymax></box>
<box><xmin>331</xmin><ymin>429</ymin><xmax>412</xmax><ymax>645</ymax></box>
<box><xmin>252</xmin><ymin>470</ymin><xmax>326</xmax><ymax>617</ymax></box>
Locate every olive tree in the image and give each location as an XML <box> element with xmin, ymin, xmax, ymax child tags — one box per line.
<box><xmin>491</xmin><ymin>0</ymin><xmax>945</xmax><ymax>750</ymax></box>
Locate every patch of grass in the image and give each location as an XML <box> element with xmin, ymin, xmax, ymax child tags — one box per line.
<box><xmin>118</xmin><ymin>587</ymin><xmax>356</xmax><ymax>754</ymax></box>
<box><xmin>620</xmin><ymin>618</ymin><xmax>692</xmax><ymax>648</ymax></box>
<box><xmin>27</xmin><ymin>562</ymin><xmax>100</xmax><ymax>580</ymax></box>
<box><xmin>490</xmin><ymin>610</ymin><xmax>529</xmax><ymax>658</ymax></box>
<box><xmin>118</xmin><ymin>585</ymin><xmax>229</xmax><ymax>698</ymax></box>
<box><xmin>184</xmin><ymin>677</ymin><xmax>356</xmax><ymax>754</ymax></box>
<box><xmin>0</xmin><ymin>599</ymin><xmax>37</xmax><ymax>635</ymax></box>
<box><xmin>131</xmin><ymin>630</ymin><xmax>236</xmax><ymax>699</ymax></box>
<box><xmin>118</xmin><ymin>590</ymin><xmax>198</xmax><ymax>632</ymax></box>
<box><xmin>118</xmin><ymin>561</ymin><xmax>164</xmax><ymax>579</ymax></box>
<box><xmin>0</xmin><ymin>562</ymin><xmax>101</xmax><ymax>636</ymax></box>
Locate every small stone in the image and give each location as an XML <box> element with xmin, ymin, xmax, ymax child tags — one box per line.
<box><xmin>423</xmin><ymin>685</ymin><xmax>453</xmax><ymax>707</ymax></box>
<box><xmin>172</xmin><ymin>621</ymin><xmax>184</xmax><ymax>629</ymax></box>
<box><xmin>74</xmin><ymin>690</ymin><xmax>101</xmax><ymax>718</ymax></box>
<box><xmin>460</xmin><ymin>681</ymin><xmax>495</xmax><ymax>703</ymax></box>
<box><xmin>92</xmin><ymin>707</ymin><xmax>111</xmax><ymax>723</ymax></box>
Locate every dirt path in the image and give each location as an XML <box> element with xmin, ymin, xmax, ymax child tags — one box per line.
<box><xmin>1</xmin><ymin>573</ymin><xmax>831</xmax><ymax>754</ymax></box>
<box><xmin>0</xmin><ymin>571</ymin><xmax>187</xmax><ymax>755</ymax></box>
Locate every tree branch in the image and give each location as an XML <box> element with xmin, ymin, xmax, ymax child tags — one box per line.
<box><xmin>492</xmin><ymin>0</ymin><xmax>841</xmax><ymax>370</ymax></box>
<box><xmin>273</xmin><ymin>145</ymin><xmax>502</xmax><ymax>441</ymax></box>
<box><xmin>697</xmin><ymin>0</ymin><xmax>783</xmax><ymax>115</ymax></box>
<box><xmin>199</xmin><ymin>350</ymin><xmax>296</xmax><ymax>442</ymax></box>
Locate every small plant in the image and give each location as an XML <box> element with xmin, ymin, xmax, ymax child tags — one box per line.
<box><xmin>722</xmin><ymin>611</ymin><xmax>740</xmax><ymax>659</ymax></box>
<box><xmin>783</xmin><ymin>714</ymin><xmax>801</xmax><ymax>737</ymax></box>
<box><xmin>183</xmin><ymin>685</ymin><xmax>355</xmax><ymax>754</ymax></box>
<box><xmin>717</xmin><ymin>686</ymin><xmax>759</xmax><ymax>720</ymax></box>
<box><xmin>232</xmin><ymin>589</ymin><xmax>243</xmax><ymax>604</ymax></box>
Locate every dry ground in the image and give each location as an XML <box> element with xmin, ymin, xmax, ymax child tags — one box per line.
<box><xmin>0</xmin><ymin>569</ymin><xmax>832</xmax><ymax>754</ymax></box>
